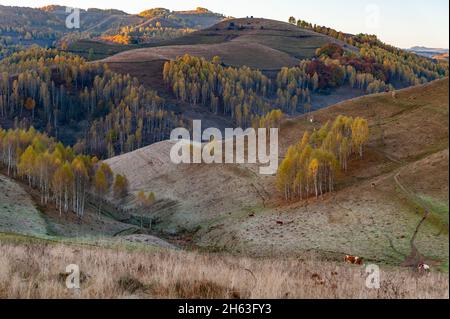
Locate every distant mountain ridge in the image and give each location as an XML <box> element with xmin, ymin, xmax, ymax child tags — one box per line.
<box><xmin>40</xmin><ymin>5</ymin><xmax>128</xmax><ymax>15</ymax></box>
<box><xmin>408</xmin><ymin>46</ymin><xmax>449</xmax><ymax>60</ymax></box>
<box><xmin>0</xmin><ymin>4</ymin><xmax>224</xmax><ymax>33</ymax></box>
<box><xmin>0</xmin><ymin>4</ymin><xmax>225</xmax><ymax>54</ymax></box>
<box><xmin>409</xmin><ymin>46</ymin><xmax>448</xmax><ymax>52</ymax></box>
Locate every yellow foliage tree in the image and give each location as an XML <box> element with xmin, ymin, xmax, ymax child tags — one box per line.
<box><xmin>277</xmin><ymin>115</ymin><xmax>370</xmax><ymax>201</ymax></box>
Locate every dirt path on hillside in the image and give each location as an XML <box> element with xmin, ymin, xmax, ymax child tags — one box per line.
<box><xmin>378</xmin><ymin>151</ymin><xmax>445</xmax><ymax>267</ymax></box>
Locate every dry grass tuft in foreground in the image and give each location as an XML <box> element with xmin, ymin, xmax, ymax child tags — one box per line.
<box><xmin>0</xmin><ymin>241</ymin><xmax>447</xmax><ymax>299</ymax></box>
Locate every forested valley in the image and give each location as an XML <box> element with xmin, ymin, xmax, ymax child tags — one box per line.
<box><xmin>0</xmin><ymin>47</ymin><xmax>183</xmax><ymax>159</ymax></box>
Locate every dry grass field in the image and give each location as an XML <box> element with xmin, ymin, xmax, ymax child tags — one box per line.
<box><xmin>102</xmin><ymin>41</ymin><xmax>299</xmax><ymax>70</ymax></box>
<box><xmin>0</xmin><ymin>238</ymin><xmax>447</xmax><ymax>299</ymax></box>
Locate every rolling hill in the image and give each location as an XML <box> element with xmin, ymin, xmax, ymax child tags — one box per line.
<box><xmin>102</xmin><ymin>18</ymin><xmax>356</xmax><ymax>69</ymax></box>
<box><xmin>105</xmin><ymin>78</ymin><xmax>449</xmax><ymax>267</ymax></box>
<box><xmin>408</xmin><ymin>46</ymin><xmax>449</xmax><ymax>61</ymax></box>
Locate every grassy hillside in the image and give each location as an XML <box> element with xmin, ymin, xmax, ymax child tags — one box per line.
<box><xmin>148</xmin><ymin>18</ymin><xmax>356</xmax><ymax>59</ymax></box>
<box><xmin>0</xmin><ymin>171</ymin><xmax>176</xmax><ymax>249</ymax></box>
<box><xmin>0</xmin><ymin>174</ymin><xmax>49</xmax><ymax>238</ymax></box>
<box><xmin>64</xmin><ymin>39</ymin><xmax>138</xmax><ymax>60</ymax></box>
<box><xmin>280</xmin><ymin>78</ymin><xmax>449</xmax><ymax>158</ymax></box>
<box><xmin>105</xmin><ymin>140</ymin><xmax>267</xmax><ymax>235</ymax></box>
<box><xmin>103</xmin><ymin>40</ymin><xmax>299</xmax><ymax>69</ymax></box>
<box><xmin>106</xmin><ymin>78</ymin><xmax>449</xmax><ymax>267</ymax></box>
<box><xmin>102</xmin><ymin>18</ymin><xmax>355</xmax><ymax>69</ymax></box>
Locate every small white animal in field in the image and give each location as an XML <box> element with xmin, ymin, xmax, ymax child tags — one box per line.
<box><xmin>418</xmin><ymin>263</ymin><xmax>430</xmax><ymax>272</ymax></box>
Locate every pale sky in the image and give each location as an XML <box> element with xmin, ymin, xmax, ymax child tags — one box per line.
<box><xmin>0</xmin><ymin>0</ymin><xmax>448</xmax><ymax>48</ymax></box>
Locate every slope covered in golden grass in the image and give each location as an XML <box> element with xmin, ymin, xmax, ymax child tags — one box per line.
<box><xmin>0</xmin><ymin>237</ymin><xmax>447</xmax><ymax>298</ymax></box>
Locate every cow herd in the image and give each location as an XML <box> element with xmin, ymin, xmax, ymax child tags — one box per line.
<box><xmin>344</xmin><ymin>255</ymin><xmax>431</xmax><ymax>273</ymax></box>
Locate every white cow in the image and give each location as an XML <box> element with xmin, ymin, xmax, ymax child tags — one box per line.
<box><xmin>418</xmin><ymin>263</ymin><xmax>430</xmax><ymax>272</ymax></box>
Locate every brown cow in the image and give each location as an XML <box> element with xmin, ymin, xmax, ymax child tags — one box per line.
<box><xmin>344</xmin><ymin>255</ymin><xmax>364</xmax><ymax>265</ymax></box>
